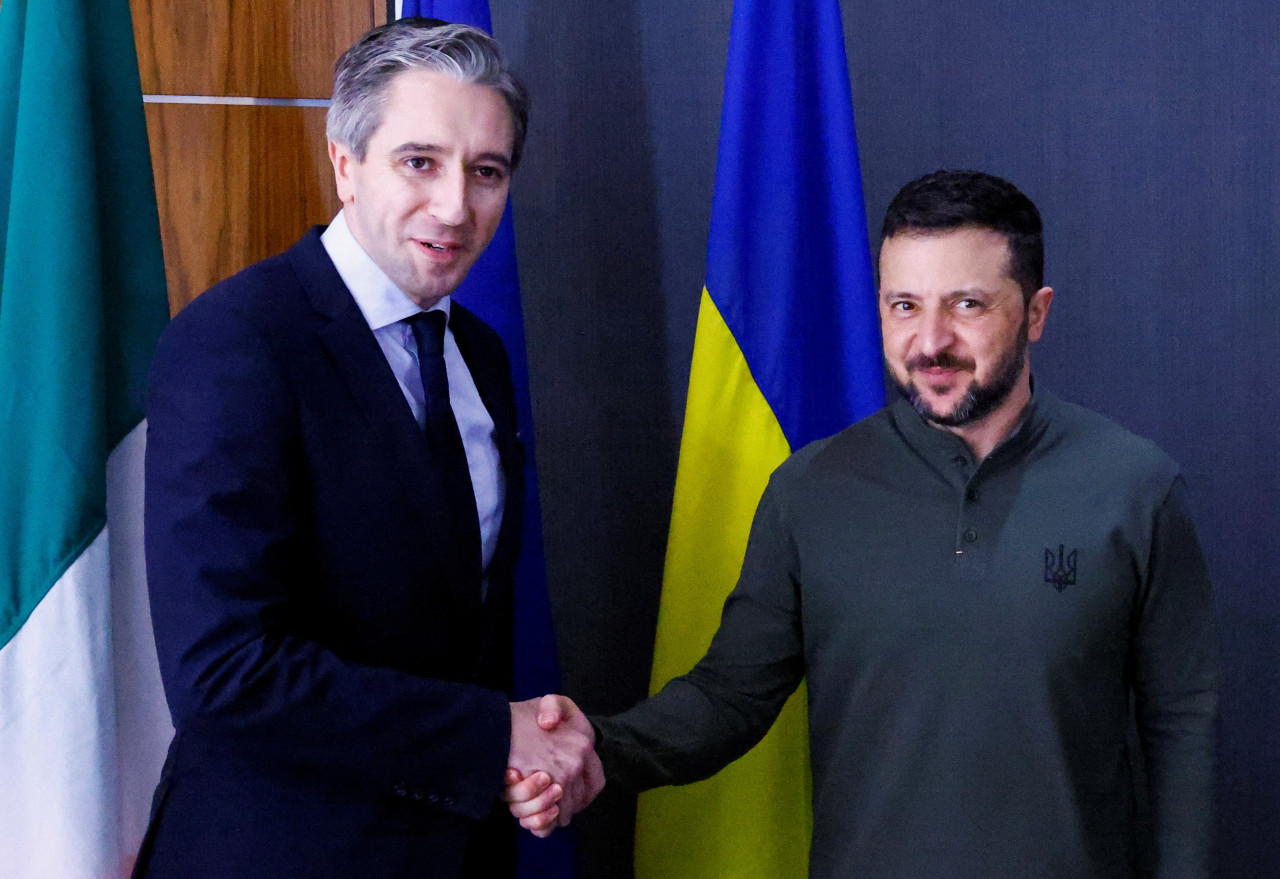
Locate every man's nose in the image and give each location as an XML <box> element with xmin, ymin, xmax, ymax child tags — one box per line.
<box><xmin>917</xmin><ymin>307</ymin><xmax>955</xmax><ymax>356</ymax></box>
<box><xmin>429</xmin><ymin>168</ymin><xmax>470</xmax><ymax>227</ymax></box>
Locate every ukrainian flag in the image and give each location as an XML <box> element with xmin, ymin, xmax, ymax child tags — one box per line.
<box><xmin>634</xmin><ymin>1</ymin><xmax>883</xmax><ymax>876</ymax></box>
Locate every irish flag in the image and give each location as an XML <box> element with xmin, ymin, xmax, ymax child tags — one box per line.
<box><xmin>0</xmin><ymin>0</ymin><xmax>173</xmax><ymax>875</ymax></box>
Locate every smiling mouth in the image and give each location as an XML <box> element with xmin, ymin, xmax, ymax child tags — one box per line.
<box><xmin>908</xmin><ymin>354</ymin><xmax>974</xmax><ymax>373</ymax></box>
<box><xmin>415</xmin><ymin>239</ymin><xmax>466</xmax><ymax>258</ymax></box>
<box><xmin>907</xmin><ymin>360</ymin><xmax>972</xmax><ymax>394</ymax></box>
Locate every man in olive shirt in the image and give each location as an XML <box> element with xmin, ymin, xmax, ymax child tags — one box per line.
<box><xmin>509</xmin><ymin>170</ymin><xmax>1220</xmax><ymax>878</ymax></box>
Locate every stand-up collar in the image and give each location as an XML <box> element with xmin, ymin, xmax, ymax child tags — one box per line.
<box><xmin>889</xmin><ymin>379</ymin><xmax>1056</xmax><ymax>470</ymax></box>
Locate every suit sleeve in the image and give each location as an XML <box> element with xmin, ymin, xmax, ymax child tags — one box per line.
<box><xmin>144</xmin><ymin>293</ymin><xmax>510</xmax><ymax>821</ymax></box>
<box><xmin>593</xmin><ymin>484</ymin><xmax>805</xmax><ymax>789</ymax></box>
<box><xmin>1133</xmin><ymin>475</ymin><xmax>1221</xmax><ymax>879</ymax></box>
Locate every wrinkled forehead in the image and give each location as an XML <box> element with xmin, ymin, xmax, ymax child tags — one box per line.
<box><xmin>877</xmin><ymin>227</ymin><xmax>1016</xmax><ymax>284</ymax></box>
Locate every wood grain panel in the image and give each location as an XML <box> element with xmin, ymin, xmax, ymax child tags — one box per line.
<box><xmin>145</xmin><ymin>104</ymin><xmax>341</xmax><ymax>313</ymax></box>
<box><xmin>131</xmin><ymin>0</ymin><xmax>384</xmax><ymax>98</ymax></box>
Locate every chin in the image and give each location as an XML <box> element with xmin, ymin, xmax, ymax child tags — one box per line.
<box><xmin>922</xmin><ymin>393</ymin><xmax>963</xmax><ymax>414</ymax></box>
<box><xmin>923</xmin><ymin>404</ymin><xmax>963</xmax><ymax>424</ymax></box>
<box><xmin>908</xmin><ymin>387</ymin><xmax>973</xmax><ymax>427</ymax></box>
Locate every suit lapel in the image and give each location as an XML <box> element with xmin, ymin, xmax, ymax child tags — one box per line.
<box><xmin>451</xmin><ymin>304</ymin><xmax>524</xmax><ymax>589</ymax></box>
<box><xmin>288</xmin><ymin>230</ymin><xmax>484</xmax><ymax>614</ymax></box>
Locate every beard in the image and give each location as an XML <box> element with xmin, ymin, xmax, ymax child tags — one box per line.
<box><xmin>892</xmin><ymin>313</ymin><xmax>1030</xmax><ymax>428</ymax></box>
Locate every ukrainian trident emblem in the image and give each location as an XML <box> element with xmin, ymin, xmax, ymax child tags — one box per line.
<box><xmin>1044</xmin><ymin>545</ymin><xmax>1078</xmax><ymax>592</ymax></box>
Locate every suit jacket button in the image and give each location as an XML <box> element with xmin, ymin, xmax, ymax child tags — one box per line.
<box><xmin>427</xmin><ymin>793</ymin><xmax>440</xmax><ymax>804</ymax></box>
<box><xmin>392</xmin><ymin>784</ymin><xmax>408</xmax><ymax>797</ymax></box>
<box><xmin>443</xmin><ymin>796</ymin><xmax>456</xmax><ymax>807</ymax></box>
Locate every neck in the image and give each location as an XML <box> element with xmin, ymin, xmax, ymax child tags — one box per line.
<box><xmin>945</xmin><ymin>370</ymin><xmax>1033</xmax><ymax>460</ymax></box>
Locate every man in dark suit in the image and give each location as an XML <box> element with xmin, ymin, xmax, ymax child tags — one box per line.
<box><xmin>136</xmin><ymin>19</ymin><xmax>600</xmax><ymax>879</ymax></box>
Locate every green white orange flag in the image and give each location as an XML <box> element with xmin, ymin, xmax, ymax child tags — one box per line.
<box><xmin>634</xmin><ymin>1</ymin><xmax>884</xmax><ymax>876</ymax></box>
<box><xmin>0</xmin><ymin>0</ymin><xmax>173</xmax><ymax>874</ymax></box>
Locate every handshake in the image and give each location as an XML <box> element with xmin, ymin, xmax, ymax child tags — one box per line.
<box><xmin>506</xmin><ymin>695</ymin><xmax>605</xmax><ymax>837</ymax></box>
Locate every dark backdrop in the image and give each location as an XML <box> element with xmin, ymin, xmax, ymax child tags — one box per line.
<box><xmin>490</xmin><ymin>2</ymin><xmax>1279</xmax><ymax>876</ymax></box>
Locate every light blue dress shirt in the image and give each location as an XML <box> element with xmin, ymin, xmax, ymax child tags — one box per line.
<box><xmin>321</xmin><ymin>211</ymin><xmax>505</xmax><ymax>576</ymax></box>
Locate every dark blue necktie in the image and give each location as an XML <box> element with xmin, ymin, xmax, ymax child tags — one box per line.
<box><xmin>407</xmin><ymin>311</ymin><xmax>482</xmax><ymax>573</ymax></box>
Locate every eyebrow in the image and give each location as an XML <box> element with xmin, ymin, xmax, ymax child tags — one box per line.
<box><xmin>390</xmin><ymin>142</ymin><xmax>512</xmax><ymax>171</ymax></box>
<box><xmin>878</xmin><ymin>287</ymin><xmax>994</xmax><ymax>301</ymax></box>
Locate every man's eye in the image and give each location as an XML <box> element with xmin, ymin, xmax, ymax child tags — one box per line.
<box><xmin>406</xmin><ymin>157</ymin><xmax>430</xmax><ymax>171</ymax></box>
<box><xmin>474</xmin><ymin>165</ymin><xmax>506</xmax><ymax>181</ymax></box>
<box><xmin>891</xmin><ymin>300</ymin><xmax>914</xmax><ymax>312</ymax></box>
<box><xmin>958</xmin><ymin>298</ymin><xmax>983</xmax><ymax>310</ymax></box>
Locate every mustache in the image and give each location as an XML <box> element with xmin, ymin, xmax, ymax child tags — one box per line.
<box><xmin>907</xmin><ymin>353</ymin><xmax>975</xmax><ymax>372</ymax></box>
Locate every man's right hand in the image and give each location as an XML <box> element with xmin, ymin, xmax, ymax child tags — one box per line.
<box><xmin>506</xmin><ymin>694</ymin><xmax>604</xmax><ymax>836</ymax></box>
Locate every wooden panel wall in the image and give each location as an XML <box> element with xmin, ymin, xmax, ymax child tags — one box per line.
<box><xmin>129</xmin><ymin>0</ymin><xmax>385</xmax><ymax>312</ymax></box>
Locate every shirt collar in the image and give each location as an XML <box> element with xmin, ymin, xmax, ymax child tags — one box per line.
<box><xmin>321</xmin><ymin>209</ymin><xmax>451</xmax><ymax>331</ymax></box>
<box><xmin>890</xmin><ymin>378</ymin><xmax>1054</xmax><ymax>467</ymax></box>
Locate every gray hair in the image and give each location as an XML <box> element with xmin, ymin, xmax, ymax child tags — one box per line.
<box><xmin>327</xmin><ymin>18</ymin><xmax>529</xmax><ymax>169</ymax></box>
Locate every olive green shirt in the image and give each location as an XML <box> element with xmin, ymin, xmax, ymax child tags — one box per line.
<box><xmin>597</xmin><ymin>386</ymin><xmax>1220</xmax><ymax>878</ymax></box>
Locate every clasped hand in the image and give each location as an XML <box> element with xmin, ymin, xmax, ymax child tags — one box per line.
<box><xmin>506</xmin><ymin>694</ymin><xmax>603</xmax><ymax>836</ymax></box>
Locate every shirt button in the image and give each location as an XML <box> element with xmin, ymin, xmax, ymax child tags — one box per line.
<box><xmin>963</xmin><ymin>528</ymin><xmax>978</xmax><ymax>543</ymax></box>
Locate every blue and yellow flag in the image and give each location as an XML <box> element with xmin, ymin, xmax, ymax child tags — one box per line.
<box><xmin>636</xmin><ymin>1</ymin><xmax>883</xmax><ymax>876</ymax></box>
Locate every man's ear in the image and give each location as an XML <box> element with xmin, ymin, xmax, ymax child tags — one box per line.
<box><xmin>1026</xmin><ymin>286</ymin><xmax>1054</xmax><ymax>342</ymax></box>
<box><xmin>329</xmin><ymin>140</ymin><xmax>356</xmax><ymax>205</ymax></box>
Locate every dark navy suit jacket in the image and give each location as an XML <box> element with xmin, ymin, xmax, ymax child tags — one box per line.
<box><xmin>136</xmin><ymin>228</ymin><xmax>524</xmax><ymax>878</ymax></box>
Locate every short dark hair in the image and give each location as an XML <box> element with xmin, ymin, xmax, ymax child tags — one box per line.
<box><xmin>881</xmin><ymin>170</ymin><xmax>1044</xmax><ymax>301</ymax></box>
<box><xmin>328</xmin><ymin>18</ymin><xmax>530</xmax><ymax>169</ymax></box>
